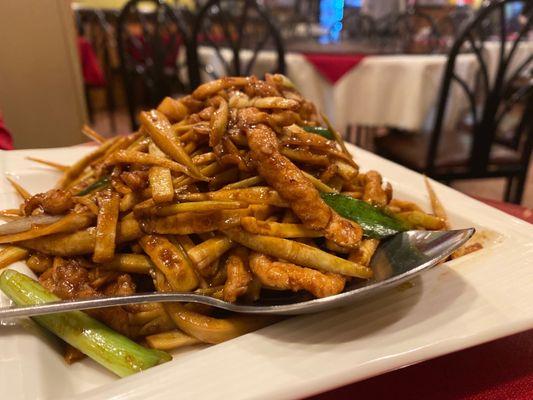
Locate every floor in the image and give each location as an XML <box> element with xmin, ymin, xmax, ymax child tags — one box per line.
<box><xmin>90</xmin><ymin>108</ymin><xmax>533</xmax><ymax>209</ymax></box>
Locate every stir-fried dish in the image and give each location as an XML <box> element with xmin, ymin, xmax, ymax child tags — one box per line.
<box><xmin>0</xmin><ymin>75</ymin><xmax>482</xmax><ymax>377</ymax></box>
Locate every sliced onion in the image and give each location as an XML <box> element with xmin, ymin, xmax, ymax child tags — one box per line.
<box><xmin>0</xmin><ymin>215</ymin><xmax>63</xmax><ymax>236</ymax></box>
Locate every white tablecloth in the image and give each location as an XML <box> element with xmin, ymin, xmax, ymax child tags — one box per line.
<box><xmin>483</xmin><ymin>41</ymin><xmax>533</xmax><ymax>82</ymax></box>
<box><xmin>318</xmin><ymin>54</ymin><xmax>478</xmax><ymax>133</ymax></box>
<box><xmin>198</xmin><ymin>47</ymin><xmax>479</xmax><ymax>133</ymax></box>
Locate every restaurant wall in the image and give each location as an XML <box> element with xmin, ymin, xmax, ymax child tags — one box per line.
<box><xmin>0</xmin><ymin>0</ymin><xmax>86</xmax><ymax>149</ymax></box>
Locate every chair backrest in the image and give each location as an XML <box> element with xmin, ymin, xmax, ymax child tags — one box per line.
<box><xmin>428</xmin><ymin>0</ymin><xmax>533</xmax><ymax>176</ymax></box>
<box><xmin>75</xmin><ymin>8</ymin><xmax>116</xmax><ymax>78</ymax></box>
<box><xmin>116</xmin><ymin>0</ymin><xmax>190</xmax><ymax>113</ymax></box>
<box><xmin>437</xmin><ymin>7</ymin><xmax>474</xmax><ymax>52</ymax></box>
<box><xmin>336</xmin><ymin>9</ymin><xmax>376</xmax><ymax>42</ymax></box>
<box><xmin>293</xmin><ymin>0</ymin><xmax>320</xmax><ymax>22</ymax></box>
<box><xmin>282</xmin><ymin>2</ymin><xmax>320</xmax><ymax>40</ymax></box>
<box><xmin>447</xmin><ymin>6</ymin><xmax>474</xmax><ymax>30</ymax></box>
<box><xmin>188</xmin><ymin>0</ymin><xmax>286</xmax><ymax>87</ymax></box>
<box><xmin>391</xmin><ymin>9</ymin><xmax>441</xmax><ymax>54</ymax></box>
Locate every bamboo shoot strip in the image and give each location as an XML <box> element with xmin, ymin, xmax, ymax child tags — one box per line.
<box><xmin>140</xmin><ymin>110</ymin><xmax>209</xmax><ymax>181</ymax></box>
<box><xmin>224</xmin><ymin>228</ymin><xmax>372</xmax><ymax>278</ymax></box>
<box><xmin>424</xmin><ymin>177</ymin><xmax>450</xmax><ymax>229</ymax></box>
<box><xmin>0</xmin><ymin>246</ymin><xmax>28</xmax><ymax>269</ymax></box>
<box><xmin>82</xmin><ymin>125</ymin><xmax>106</xmax><ymax>143</ymax></box>
<box><xmin>26</xmin><ymin>157</ymin><xmax>69</xmax><ymax>171</ymax></box>
<box><xmin>93</xmin><ymin>189</ymin><xmax>120</xmax><ymax>263</ymax></box>
<box><xmin>5</xmin><ymin>176</ymin><xmax>31</xmax><ymax>200</ymax></box>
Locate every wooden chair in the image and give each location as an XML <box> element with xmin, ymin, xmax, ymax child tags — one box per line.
<box><xmin>116</xmin><ymin>0</ymin><xmax>190</xmax><ymax>129</ymax></box>
<box><xmin>74</xmin><ymin>8</ymin><xmax>118</xmax><ymax>132</ymax></box>
<box><xmin>375</xmin><ymin>0</ymin><xmax>533</xmax><ymax>204</ymax></box>
<box><xmin>188</xmin><ymin>0</ymin><xmax>286</xmax><ymax>87</ymax></box>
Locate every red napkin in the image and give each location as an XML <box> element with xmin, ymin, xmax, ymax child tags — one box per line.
<box><xmin>77</xmin><ymin>37</ymin><xmax>105</xmax><ymax>87</ymax></box>
<box><xmin>302</xmin><ymin>53</ymin><xmax>366</xmax><ymax>84</ymax></box>
<box><xmin>0</xmin><ymin>112</ymin><xmax>14</xmax><ymax>150</ymax></box>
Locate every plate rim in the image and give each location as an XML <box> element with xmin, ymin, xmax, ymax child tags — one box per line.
<box><xmin>1</xmin><ymin>145</ymin><xmax>532</xmax><ymax>400</ymax></box>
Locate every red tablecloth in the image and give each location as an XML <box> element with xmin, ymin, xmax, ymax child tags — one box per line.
<box><xmin>302</xmin><ymin>53</ymin><xmax>366</xmax><ymax>84</ymax></box>
<box><xmin>309</xmin><ymin>199</ymin><xmax>533</xmax><ymax>400</ymax></box>
<box><xmin>0</xmin><ymin>111</ymin><xmax>14</xmax><ymax>150</ymax></box>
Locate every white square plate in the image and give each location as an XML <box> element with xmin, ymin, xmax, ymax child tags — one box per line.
<box><xmin>1</xmin><ymin>145</ymin><xmax>532</xmax><ymax>400</ymax></box>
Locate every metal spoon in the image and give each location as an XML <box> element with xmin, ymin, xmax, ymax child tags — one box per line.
<box><xmin>0</xmin><ymin>229</ymin><xmax>474</xmax><ymax>318</ymax></box>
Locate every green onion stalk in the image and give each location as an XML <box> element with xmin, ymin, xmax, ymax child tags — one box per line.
<box><xmin>76</xmin><ymin>176</ymin><xmax>110</xmax><ymax>196</ymax></box>
<box><xmin>302</xmin><ymin>126</ymin><xmax>334</xmax><ymax>140</ymax></box>
<box><xmin>0</xmin><ymin>269</ymin><xmax>171</xmax><ymax>377</ymax></box>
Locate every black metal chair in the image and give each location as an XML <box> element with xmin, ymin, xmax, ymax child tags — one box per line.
<box><xmin>375</xmin><ymin>0</ymin><xmax>533</xmax><ymax>204</ymax></box>
<box><xmin>116</xmin><ymin>0</ymin><xmax>190</xmax><ymax>129</ymax></box>
<box><xmin>437</xmin><ymin>7</ymin><xmax>474</xmax><ymax>52</ymax></box>
<box><xmin>279</xmin><ymin>0</ymin><xmax>321</xmax><ymax>40</ymax></box>
<box><xmin>74</xmin><ymin>8</ymin><xmax>118</xmax><ymax>132</ymax></box>
<box><xmin>188</xmin><ymin>0</ymin><xmax>286</xmax><ymax>87</ymax></box>
<box><xmin>379</xmin><ymin>9</ymin><xmax>440</xmax><ymax>54</ymax></box>
<box><xmin>334</xmin><ymin>9</ymin><xmax>376</xmax><ymax>42</ymax></box>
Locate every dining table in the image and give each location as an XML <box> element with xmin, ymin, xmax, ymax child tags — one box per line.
<box><xmin>198</xmin><ymin>38</ymin><xmax>533</xmax><ymax>136</ymax></box>
<box><xmin>197</xmin><ymin>40</ymin><xmax>479</xmax><ymax>134</ymax></box>
<box><xmin>308</xmin><ymin>197</ymin><xmax>532</xmax><ymax>400</ymax></box>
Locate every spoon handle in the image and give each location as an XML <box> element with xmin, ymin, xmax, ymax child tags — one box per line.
<box><xmin>0</xmin><ymin>292</ymin><xmax>219</xmax><ymax>319</ymax></box>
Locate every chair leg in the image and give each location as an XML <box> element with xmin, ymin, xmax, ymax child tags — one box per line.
<box><xmin>508</xmin><ymin>172</ymin><xmax>527</xmax><ymax>205</ymax></box>
<box><xmin>347</xmin><ymin>125</ymin><xmax>359</xmax><ymax>146</ymax></box>
<box><xmin>124</xmin><ymin>80</ymin><xmax>137</xmax><ymax>131</ymax></box>
<box><xmin>126</xmin><ymin>96</ymin><xmax>137</xmax><ymax>131</ymax></box>
<box><xmin>84</xmin><ymin>86</ymin><xmax>94</xmax><ymax>124</ymax></box>
<box><xmin>353</xmin><ymin>125</ymin><xmax>360</xmax><ymax>146</ymax></box>
<box><xmin>356</xmin><ymin>126</ymin><xmax>365</xmax><ymax>148</ymax></box>
<box><xmin>105</xmin><ymin>82</ymin><xmax>117</xmax><ymax>134</ymax></box>
<box><xmin>345</xmin><ymin>124</ymin><xmax>352</xmax><ymax>143</ymax></box>
<box><xmin>362</xmin><ymin>127</ymin><xmax>368</xmax><ymax>150</ymax></box>
<box><xmin>365</xmin><ymin>127</ymin><xmax>376</xmax><ymax>151</ymax></box>
<box><xmin>504</xmin><ymin>177</ymin><xmax>515</xmax><ymax>203</ymax></box>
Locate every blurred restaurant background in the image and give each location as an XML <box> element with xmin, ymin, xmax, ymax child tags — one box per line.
<box><xmin>0</xmin><ymin>0</ymin><xmax>531</xmax><ymax>207</ymax></box>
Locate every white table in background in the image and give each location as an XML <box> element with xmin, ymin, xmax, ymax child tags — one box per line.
<box><xmin>483</xmin><ymin>40</ymin><xmax>533</xmax><ymax>81</ymax></box>
<box><xmin>198</xmin><ymin>47</ymin><xmax>478</xmax><ymax>134</ymax></box>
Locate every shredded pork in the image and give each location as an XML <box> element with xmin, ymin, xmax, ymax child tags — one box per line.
<box><xmin>244</xmin><ymin>121</ymin><xmax>362</xmax><ymax>248</ymax></box>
